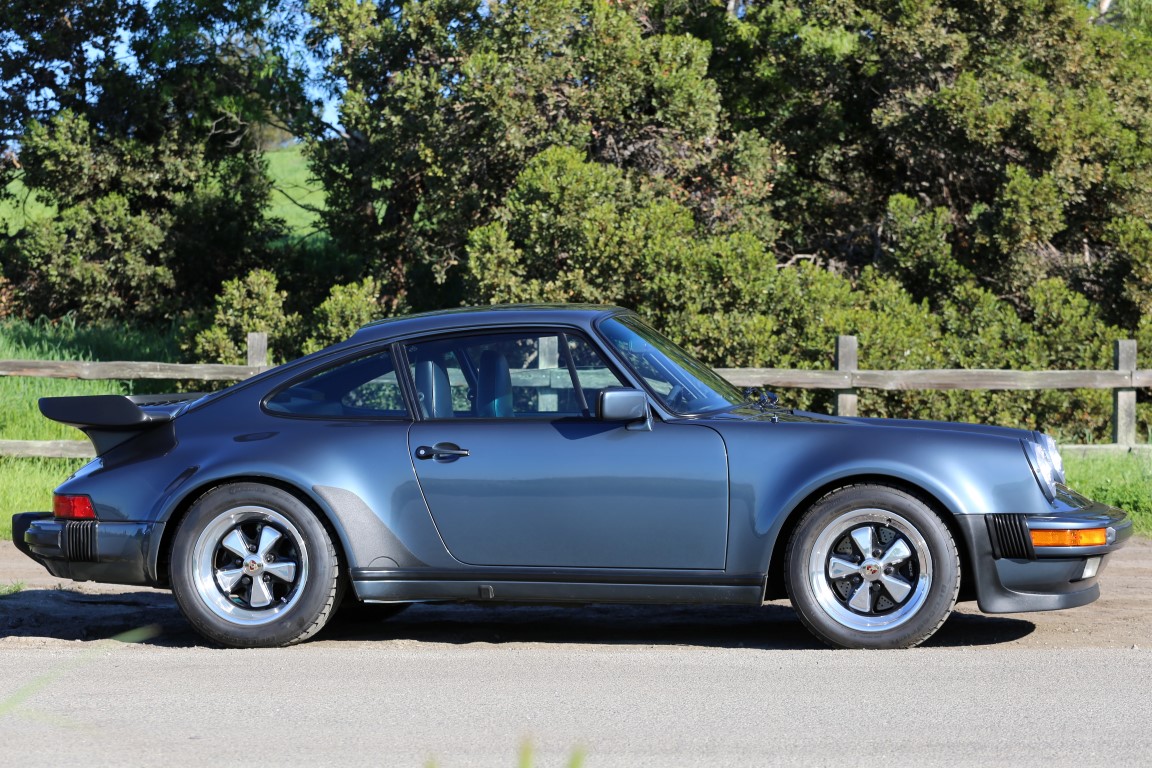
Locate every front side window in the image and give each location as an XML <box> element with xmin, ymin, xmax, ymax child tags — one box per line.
<box><xmin>406</xmin><ymin>331</ymin><xmax>625</xmax><ymax>419</ymax></box>
<box><xmin>598</xmin><ymin>314</ymin><xmax>745</xmax><ymax>415</ymax></box>
<box><xmin>265</xmin><ymin>348</ymin><xmax>407</xmax><ymax>419</ymax></box>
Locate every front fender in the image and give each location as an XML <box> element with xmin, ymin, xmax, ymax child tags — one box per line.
<box><xmin>717</xmin><ymin>420</ymin><xmax>1050</xmax><ymax>576</ymax></box>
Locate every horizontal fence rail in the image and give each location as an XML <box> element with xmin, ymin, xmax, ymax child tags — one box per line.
<box><xmin>1</xmin><ymin>334</ymin><xmax>1147</xmax><ymax>458</ymax></box>
<box><xmin>714</xmin><ymin>368</ymin><xmax>1152</xmax><ymax>390</ymax></box>
<box><xmin>3</xmin><ymin>361</ymin><xmax>1146</xmax><ymax>390</ymax></box>
<box><xmin>0</xmin><ymin>359</ymin><xmax>264</xmax><ymax>381</ymax></box>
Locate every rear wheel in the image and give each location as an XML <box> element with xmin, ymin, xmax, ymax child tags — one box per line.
<box><xmin>170</xmin><ymin>483</ymin><xmax>342</xmax><ymax>647</ymax></box>
<box><xmin>785</xmin><ymin>484</ymin><xmax>959</xmax><ymax>649</ymax></box>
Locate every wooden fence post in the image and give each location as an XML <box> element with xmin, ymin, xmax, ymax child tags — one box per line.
<box><xmin>1113</xmin><ymin>339</ymin><xmax>1137</xmax><ymax>446</ymax></box>
<box><xmin>835</xmin><ymin>335</ymin><xmax>858</xmax><ymax>417</ymax></box>
<box><xmin>247</xmin><ymin>332</ymin><xmax>269</xmax><ymax>368</ymax></box>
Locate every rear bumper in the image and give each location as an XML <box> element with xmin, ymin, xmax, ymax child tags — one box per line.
<box><xmin>11</xmin><ymin>512</ymin><xmax>159</xmax><ymax>586</ymax></box>
<box><xmin>956</xmin><ymin>494</ymin><xmax>1133</xmax><ymax>614</ymax></box>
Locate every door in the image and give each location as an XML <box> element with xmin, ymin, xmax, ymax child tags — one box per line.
<box><xmin>405</xmin><ymin>330</ymin><xmax>730</xmax><ymax>570</ymax></box>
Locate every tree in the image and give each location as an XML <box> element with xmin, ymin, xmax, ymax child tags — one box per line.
<box><xmin>302</xmin><ymin>0</ymin><xmax>780</xmax><ymax>312</ymax></box>
<box><xmin>661</xmin><ymin>0</ymin><xmax>1152</xmax><ymax>324</ymax></box>
<box><xmin>0</xmin><ymin>0</ymin><xmax>304</xmax><ymax>321</ymax></box>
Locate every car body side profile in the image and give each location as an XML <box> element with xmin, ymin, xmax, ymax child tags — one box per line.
<box><xmin>12</xmin><ymin>305</ymin><xmax>1132</xmax><ymax>649</ymax></box>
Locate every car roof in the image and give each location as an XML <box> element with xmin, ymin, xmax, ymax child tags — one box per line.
<box><xmin>350</xmin><ymin>303</ymin><xmax>629</xmax><ymax>343</ymax></box>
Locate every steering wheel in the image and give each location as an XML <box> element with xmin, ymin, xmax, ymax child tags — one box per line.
<box><xmin>665</xmin><ymin>383</ymin><xmax>693</xmax><ymax>411</ymax></box>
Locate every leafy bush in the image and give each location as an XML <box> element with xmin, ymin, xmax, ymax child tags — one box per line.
<box><xmin>302</xmin><ymin>278</ymin><xmax>387</xmax><ymax>354</ymax></box>
<box><xmin>190</xmin><ymin>270</ymin><xmax>300</xmax><ymax>365</ymax></box>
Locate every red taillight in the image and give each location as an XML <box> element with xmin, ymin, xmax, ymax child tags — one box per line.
<box><xmin>53</xmin><ymin>494</ymin><xmax>96</xmax><ymax>520</ymax></box>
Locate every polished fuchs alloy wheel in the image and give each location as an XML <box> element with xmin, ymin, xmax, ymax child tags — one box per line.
<box><xmin>786</xmin><ymin>485</ymin><xmax>959</xmax><ymax>649</ymax></box>
<box><xmin>808</xmin><ymin>511</ymin><xmax>931</xmax><ymax>631</ymax></box>
<box><xmin>171</xmin><ymin>483</ymin><xmax>342</xmax><ymax>648</ymax></box>
<box><xmin>191</xmin><ymin>507</ymin><xmax>310</xmax><ymax>624</ymax></box>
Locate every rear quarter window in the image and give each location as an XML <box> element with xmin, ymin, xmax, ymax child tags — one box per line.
<box><xmin>265</xmin><ymin>348</ymin><xmax>408</xmax><ymax>419</ymax></box>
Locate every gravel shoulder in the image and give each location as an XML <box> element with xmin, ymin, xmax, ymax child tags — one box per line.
<box><xmin>2</xmin><ymin>537</ymin><xmax>1149</xmax><ymax>650</ymax></box>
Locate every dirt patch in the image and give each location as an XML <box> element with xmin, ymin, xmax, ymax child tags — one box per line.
<box><xmin>1</xmin><ymin>538</ymin><xmax>1149</xmax><ymax>650</ymax></box>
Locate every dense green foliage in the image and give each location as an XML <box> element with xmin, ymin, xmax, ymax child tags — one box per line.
<box><xmin>0</xmin><ymin>1</ymin><xmax>299</xmax><ymax>322</ymax></box>
<box><xmin>3</xmin><ymin>1</ymin><xmax>1152</xmax><ymax>440</ymax></box>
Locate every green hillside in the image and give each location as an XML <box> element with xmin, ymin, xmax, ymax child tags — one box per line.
<box><xmin>265</xmin><ymin>144</ymin><xmax>325</xmax><ymax>236</ymax></box>
<box><xmin>2</xmin><ymin>145</ymin><xmax>324</xmax><ymax>239</ymax></box>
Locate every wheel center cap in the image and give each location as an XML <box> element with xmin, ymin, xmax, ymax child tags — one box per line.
<box><xmin>861</xmin><ymin>561</ymin><xmax>882</xmax><ymax>581</ymax></box>
<box><xmin>245</xmin><ymin>558</ymin><xmax>264</xmax><ymax>574</ymax></box>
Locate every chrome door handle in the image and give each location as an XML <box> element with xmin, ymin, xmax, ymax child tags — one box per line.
<box><xmin>415</xmin><ymin>443</ymin><xmax>470</xmax><ymax>460</ymax></box>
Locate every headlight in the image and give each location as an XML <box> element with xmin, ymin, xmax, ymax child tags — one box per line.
<box><xmin>1038</xmin><ymin>431</ymin><xmax>1066</xmax><ymax>484</ymax></box>
<box><xmin>1022</xmin><ymin>432</ymin><xmax>1065</xmax><ymax>502</ymax></box>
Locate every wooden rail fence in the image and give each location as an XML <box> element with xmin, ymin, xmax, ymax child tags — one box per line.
<box><xmin>1</xmin><ymin>334</ymin><xmax>1147</xmax><ymax>458</ymax></box>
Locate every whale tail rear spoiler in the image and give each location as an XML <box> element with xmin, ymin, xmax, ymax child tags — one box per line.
<box><xmin>39</xmin><ymin>393</ymin><xmax>205</xmax><ymax>455</ymax></box>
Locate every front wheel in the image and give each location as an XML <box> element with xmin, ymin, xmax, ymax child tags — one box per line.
<box><xmin>785</xmin><ymin>485</ymin><xmax>959</xmax><ymax>649</ymax></box>
<box><xmin>170</xmin><ymin>483</ymin><xmax>342</xmax><ymax>647</ymax></box>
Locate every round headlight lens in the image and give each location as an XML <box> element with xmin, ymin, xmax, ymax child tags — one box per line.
<box><xmin>1040</xmin><ymin>432</ymin><xmax>1065</xmax><ymax>485</ymax></box>
<box><xmin>1024</xmin><ymin>432</ymin><xmax>1064</xmax><ymax>502</ymax></box>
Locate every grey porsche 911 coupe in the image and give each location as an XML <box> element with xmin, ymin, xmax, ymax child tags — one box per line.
<box><xmin>12</xmin><ymin>304</ymin><xmax>1132</xmax><ymax>649</ymax></box>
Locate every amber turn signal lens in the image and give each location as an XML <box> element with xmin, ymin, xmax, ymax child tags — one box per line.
<box><xmin>1030</xmin><ymin>528</ymin><xmax>1107</xmax><ymax>547</ymax></box>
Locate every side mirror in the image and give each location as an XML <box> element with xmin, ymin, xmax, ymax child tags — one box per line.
<box><xmin>599</xmin><ymin>388</ymin><xmax>652</xmax><ymax>431</ymax></box>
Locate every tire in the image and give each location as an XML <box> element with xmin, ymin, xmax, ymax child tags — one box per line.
<box><xmin>170</xmin><ymin>483</ymin><xmax>343</xmax><ymax>648</ymax></box>
<box><xmin>784</xmin><ymin>484</ymin><xmax>959</xmax><ymax>649</ymax></box>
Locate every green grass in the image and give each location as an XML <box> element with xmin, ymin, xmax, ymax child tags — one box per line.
<box><xmin>0</xmin><ymin>580</ymin><xmax>26</xmax><ymax>597</ymax></box>
<box><xmin>0</xmin><ymin>319</ymin><xmax>184</xmax><ymax>540</ymax></box>
<box><xmin>0</xmin><ymin>315</ymin><xmax>182</xmax><ymax>362</ymax></box>
<box><xmin>1</xmin><ymin>177</ymin><xmax>54</xmax><ymax>234</ymax></box>
<box><xmin>265</xmin><ymin>144</ymin><xmax>325</xmax><ymax>236</ymax></box>
<box><xmin>1064</xmin><ymin>451</ymin><xmax>1152</xmax><ymax>536</ymax></box>
<box><xmin>0</xmin><ymin>458</ymin><xmax>87</xmax><ymax>539</ymax></box>
<box><xmin>0</xmin><ymin>317</ymin><xmax>184</xmax><ymax>441</ymax></box>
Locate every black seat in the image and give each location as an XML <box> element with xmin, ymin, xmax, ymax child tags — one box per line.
<box><xmin>413</xmin><ymin>360</ymin><xmax>453</xmax><ymax>418</ymax></box>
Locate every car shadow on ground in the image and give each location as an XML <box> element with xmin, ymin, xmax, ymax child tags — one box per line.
<box><xmin>321</xmin><ymin>601</ymin><xmax>1037</xmax><ymax>649</ymax></box>
<box><xmin>0</xmin><ymin>588</ymin><xmax>194</xmax><ymax>645</ymax></box>
<box><xmin>0</xmin><ymin>589</ymin><xmax>1036</xmax><ymax>649</ymax></box>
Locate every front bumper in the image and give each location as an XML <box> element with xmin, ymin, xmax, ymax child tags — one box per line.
<box><xmin>957</xmin><ymin>489</ymin><xmax>1133</xmax><ymax>614</ymax></box>
<box><xmin>12</xmin><ymin>512</ymin><xmax>160</xmax><ymax>586</ymax></box>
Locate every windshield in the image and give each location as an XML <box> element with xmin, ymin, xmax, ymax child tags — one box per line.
<box><xmin>598</xmin><ymin>315</ymin><xmax>746</xmax><ymax>415</ymax></box>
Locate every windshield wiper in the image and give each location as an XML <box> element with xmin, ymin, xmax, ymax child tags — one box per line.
<box><xmin>742</xmin><ymin>386</ymin><xmax>783</xmax><ymax>412</ymax></box>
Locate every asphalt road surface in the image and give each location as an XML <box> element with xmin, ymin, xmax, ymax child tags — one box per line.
<box><xmin>3</xmin><ymin>539</ymin><xmax>1151</xmax><ymax>767</ymax></box>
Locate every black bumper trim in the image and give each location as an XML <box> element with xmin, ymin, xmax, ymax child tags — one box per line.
<box><xmin>956</xmin><ymin>515</ymin><xmax>1108</xmax><ymax>613</ymax></box>
<box><xmin>11</xmin><ymin>512</ymin><xmax>158</xmax><ymax>586</ymax></box>
<box><xmin>12</xmin><ymin>512</ymin><xmax>52</xmax><ymax>567</ymax></box>
<box><xmin>986</xmin><ymin>513</ymin><xmax>1035</xmax><ymax>560</ymax></box>
<box><xmin>64</xmin><ymin>520</ymin><xmax>99</xmax><ymax>562</ymax></box>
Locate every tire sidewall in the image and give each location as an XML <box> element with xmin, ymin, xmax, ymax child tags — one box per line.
<box><xmin>785</xmin><ymin>485</ymin><xmax>959</xmax><ymax>649</ymax></box>
<box><xmin>171</xmin><ymin>483</ymin><xmax>340</xmax><ymax>647</ymax></box>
